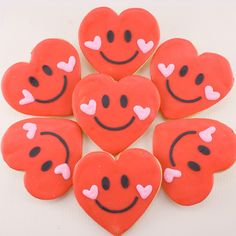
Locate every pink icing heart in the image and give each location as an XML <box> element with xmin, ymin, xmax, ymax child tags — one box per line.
<box><xmin>80</xmin><ymin>99</ymin><xmax>96</xmax><ymax>115</ymax></box>
<box><xmin>204</xmin><ymin>85</ymin><xmax>221</xmax><ymax>101</ymax></box>
<box><xmin>57</xmin><ymin>56</ymin><xmax>76</xmax><ymax>73</ymax></box>
<box><xmin>136</xmin><ymin>184</ymin><xmax>153</xmax><ymax>199</ymax></box>
<box><xmin>84</xmin><ymin>36</ymin><xmax>101</xmax><ymax>50</ymax></box>
<box><xmin>133</xmin><ymin>105</ymin><xmax>151</xmax><ymax>120</ymax></box>
<box><xmin>54</xmin><ymin>163</ymin><xmax>71</xmax><ymax>180</ymax></box>
<box><xmin>19</xmin><ymin>89</ymin><xmax>35</xmax><ymax>105</ymax></box>
<box><xmin>82</xmin><ymin>185</ymin><xmax>98</xmax><ymax>200</ymax></box>
<box><xmin>157</xmin><ymin>63</ymin><xmax>175</xmax><ymax>78</ymax></box>
<box><xmin>22</xmin><ymin>122</ymin><xmax>37</xmax><ymax>139</ymax></box>
<box><xmin>137</xmin><ymin>39</ymin><xmax>154</xmax><ymax>54</ymax></box>
<box><xmin>164</xmin><ymin>168</ymin><xmax>182</xmax><ymax>183</ymax></box>
<box><xmin>199</xmin><ymin>126</ymin><xmax>216</xmax><ymax>143</ymax></box>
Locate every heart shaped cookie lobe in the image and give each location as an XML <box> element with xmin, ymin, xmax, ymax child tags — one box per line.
<box><xmin>72</xmin><ymin>73</ymin><xmax>160</xmax><ymax>155</ymax></box>
<box><xmin>150</xmin><ymin>38</ymin><xmax>234</xmax><ymax>118</ymax></box>
<box><xmin>2</xmin><ymin>38</ymin><xmax>81</xmax><ymax>116</ymax></box>
<box><xmin>73</xmin><ymin>148</ymin><xmax>162</xmax><ymax>235</ymax></box>
<box><xmin>1</xmin><ymin>118</ymin><xmax>82</xmax><ymax>200</ymax></box>
<box><xmin>153</xmin><ymin>118</ymin><xmax>236</xmax><ymax>205</ymax></box>
<box><xmin>79</xmin><ymin>7</ymin><xmax>160</xmax><ymax>80</ymax></box>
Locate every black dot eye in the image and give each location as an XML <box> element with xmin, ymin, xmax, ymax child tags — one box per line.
<box><xmin>121</xmin><ymin>175</ymin><xmax>129</xmax><ymax>189</ymax></box>
<box><xmin>179</xmin><ymin>65</ymin><xmax>188</xmax><ymax>77</ymax></box>
<box><xmin>102</xmin><ymin>177</ymin><xmax>110</xmax><ymax>190</ymax></box>
<box><xmin>107</xmin><ymin>30</ymin><xmax>114</xmax><ymax>43</ymax></box>
<box><xmin>29</xmin><ymin>76</ymin><xmax>39</xmax><ymax>87</ymax></box>
<box><xmin>42</xmin><ymin>65</ymin><xmax>53</xmax><ymax>76</ymax></box>
<box><xmin>29</xmin><ymin>146</ymin><xmax>41</xmax><ymax>157</ymax></box>
<box><xmin>195</xmin><ymin>73</ymin><xmax>204</xmax><ymax>85</ymax></box>
<box><xmin>41</xmin><ymin>160</ymin><xmax>52</xmax><ymax>172</ymax></box>
<box><xmin>124</xmin><ymin>30</ymin><xmax>132</xmax><ymax>42</ymax></box>
<box><xmin>198</xmin><ymin>145</ymin><xmax>210</xmax><ymax>155</ymax></box>
<box><xmin>120</xmin><ymin>95</ymin><xmax>128</xmax><ymax>108</ymax></box>
<box><xmin>102</xmin><ymin>95</ymin><xmax>110</xmax><ymax>108</ymax></box>
<box><xmin>188</xmin><ymin>161</ymin><xmax>201</xmax><ymax>171</ymax></box>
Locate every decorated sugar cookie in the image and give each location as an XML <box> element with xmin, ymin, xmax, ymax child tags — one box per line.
<box><xmin>150</xmin><ymin>38</ymin><xmax>234</xmax><ymax>118</ymax></box>
<box><xmin>153</xmin><ymin>119</ymin><xmax>236</xmax><ymax>205</ymax></box>
<box><xmin>79</xmin><ymin>7</ymin><xmax>160</xmax><ymax>80</ymax></box>
<box><xmin>73</xmin><ymin>149</ymin><xmax>162</xmax><ymax>235</ymax></box>
<box><xmin>1</xmin><ymin>118</ymin><xmax>82</xmax><ymax>200</ymax></box>
<box><xmin>72</xmin><ymin>73</ymin><xmax>160</xmax><ymax>154</ymax></box>
<box><xmin>2</xmin><ymin>39</ymin><xmax>80</xmax><ymax>116</ymax></box>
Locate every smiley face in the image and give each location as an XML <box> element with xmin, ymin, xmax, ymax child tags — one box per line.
<box><xmin>79</xmin><ymin>7</ymin><xmax>160</xmax><ymax>80</ymax></box>
<box><xmin>150</xmin><ymin>38</ymin><xmax>234</xmax><ymax>118</ymax></box>
<box><xmin>73</xmin><ymin>149</ymin><xmax>162</xmax><ymax>235</ymax></box>
<box><xmin>153</xmin><ymin>119</ymin><xmax>236</xmax><ymax>205</ymax></box>
<box><xmin>2</xmin><ymin>39</ymin><xmax>81</xmax><ymax>116</ymax></box>
<box><xmin>72</xmin><ymin>73</ymin><xmax>160</xmax><ymax>154</ymax></box>
<box><xmin>1</xmin><ymin>118</ymin><xmax>82</xmax><ymax>200</ymax></box>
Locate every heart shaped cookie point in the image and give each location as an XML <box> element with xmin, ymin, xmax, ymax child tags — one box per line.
<box><xmin>151</xmin><ymin>38</ymin><xmax>234</xmax><ymax>118</ymax></box>
<box><xmin>72</xmin><ymin>74</ymin><xmax>160</xmax><ymax>154</ymax></box>
<box><xmin>73</xmin><ymin>149</ymin><xmax>162</xmax><ymax>235</ymax></box>
<box><xmin>2</xmin><ymin>39</ymin><xmax>81</xmax><ymax>116</ymax></box>
<box><xmin>79</xmin><ymin>7</ymin><xmax>160</xmax><ymax>80</ymax></box>
<box><xmin>153</xmin><ymin>119</ymin><xmax>236</xmax><ymax>205</ymax></box>
<box><xmin>2</xmin><ymin>118</ymin><xmax>82</xmax><ymax>200</ymax></box>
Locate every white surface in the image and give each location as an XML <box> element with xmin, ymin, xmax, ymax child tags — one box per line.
<box><xmin>0</xmin><ymin>0</ymin><xmax>236</xmax><ymax>236</ymax></box>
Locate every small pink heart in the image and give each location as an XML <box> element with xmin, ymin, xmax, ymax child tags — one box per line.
<box><xmin>82</xmin><ymin>185</ymin><xmax>98</xmax><ymax>200</ymax></box>
<box><xmin>157</xmin><ymin>63</ymin><xmax>175</xmax><ymax>78</ymax></box>
<box><xmin>133</xmin><ymin>105</ymin><xmax>151</xmax><ymax>120</ymax></box>
<box><xmin>199</xmin><ymin>126</ymin><xmax>216</xmax><ymax>143</ymax></box>
<box><xmin>22</xmin><ymin>122</ymin><xmax>37</xmax><ymax>139</ymax></box>
<box><xmin>204</xmin><ymin>85</ymin><xmax>221</xmax><ymax>101</ymax></box>
<box><xmin>164</xmin><ymin>168</ymin><xmax>182</xmax><ymax>183</ymax></box>
<box><xmin>136</xmin><ymin>184</ymin><xmax>153</xmax><ymax>199</ymax></box>
<box><xmin>54</xmin><ymin>163</ymin><xmax>71</xmax><ymax>180</ymax></box>
<box><xmin>19</xmin><ymin>89</ymin><xmax>35</xmax><ymax>105</ymax></box>
<box><xmin>57</xmin><ymin>56</ymin><xmax>76</xmax><ymax>73</ymax></box>
<box><xmin>84</xmin><ymin>36</ymin><xmax>101</xmax><ymax>50</ymax></box>
<box><xmin>80</xmin><ymin>99</ymin><xmax>96</xmax><ymax>115</ymax></box>
<box><xmin>137</xmin><ymin>39</ymin><xmax>154</xmax><ymax>54</ymax></box>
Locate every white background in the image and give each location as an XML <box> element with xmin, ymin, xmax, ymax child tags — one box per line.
<box><xmin>0</xmin><ymin>0</ymin><xmax>236</xmax><ymax>235</ymax></box>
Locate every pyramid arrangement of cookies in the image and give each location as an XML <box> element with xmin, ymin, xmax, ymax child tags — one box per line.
<box><xmin>1</xmin><ymin>7</ymin><xmax>236</xmax><ymax>236</ymax></box>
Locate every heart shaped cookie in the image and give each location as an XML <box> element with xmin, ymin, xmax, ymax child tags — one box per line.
<box><xmin>1</xmin><ymin>118</ymin><xmax>82</xmax><ymax>200</ymax></box>
<box><xmin>150</xmin><ymin>38</ymin><xmax>234</xmax><ymax>118</ymax></box>
<box><xmin>2</xmin><ymin>38</ymin><xmax>80</xmax><ymax>116</ymax></box>
<box><xmin>72</xmin><ymin>73</ymin><xmax>160</xmax><ymax>154</ymax></box>
<box><xmin>79</xmin><ymin>7</ymin><xmax>160</xmax><ymax>80</ymax></box>
<box><xmin>73</xmin><ymin>149</ymin><xmax>162</xmax><ymax>235</ymax></box>
<box><xmin>153</xmin><ymin>119</ymin><xmax>236</xmax><ymax>205</ymax></box>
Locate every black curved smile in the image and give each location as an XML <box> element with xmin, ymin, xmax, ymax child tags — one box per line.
<box><xmin>95</xmin><ymin>196</ymin><xmax>138</xmax><ymax>214</ymax></box>
<box><xmin>166</xmin><ymin>80</ymin><xmax>202</xmax><ymax>103</ymax></box>
<box><xmin>35</xmin><ymin>75</ymin><xmax>67</xmax><ymax>104</ymax></box>
<box><xmin>94</xmin><ymin>116</ymin><xmax>135</xmax><ymax>131</ymax></box>
<box><xmin>40</xmin><ymin>131</ymin><xmax>70</xmax><ymax>163</ymax></box>
<box><xmin>100</xmin><ymin>51</ymin><xmax>139</xmax><ymax>65</ymax></box>
<box><xmin>169</xmin><ymin>130</ymin><xmax>196</xmax><ymax>167</ymax></box>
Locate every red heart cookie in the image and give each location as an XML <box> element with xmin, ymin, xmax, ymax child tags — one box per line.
<box><xmin>153</xmin><ymin>119</ymin><xmax>236</xmax><ymax>205</ymax></box>
<box><xmin>150</xmin><ymin>38</ymin><xmax>234</xmax><ymax>118</ymax></box>
<box><xmin>2</xmin><ymin>38</ymin><xmax>80</xmax><ymax>116</ymax></box>
<box><xmin>1</xmin><ymin>118</ymin><xmax>82</xmax><ymax>200</ymax></box>
<box><xmin>79</xmin><ymin>7</ymin><xmax>160</xmax><ymax>80</ymax></box>
<box><xmin>72</xmin><ymin>73</ymin><xmax>160</xmax><ymax>154</ymax></box>
<box><xmin>73</xmin><ymin>149</ymin><xmax>162</xmax><ymax>235</ymax></box>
